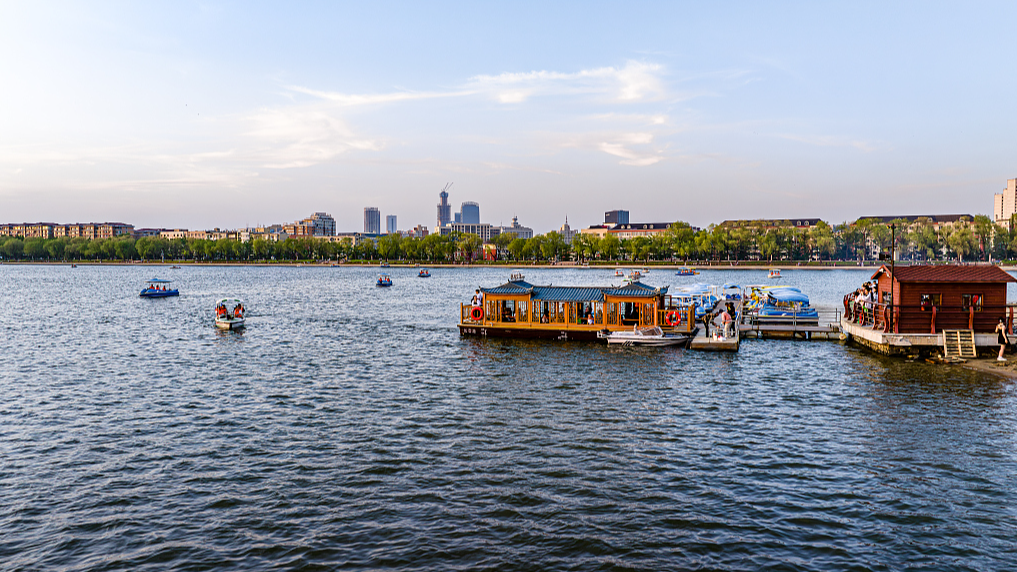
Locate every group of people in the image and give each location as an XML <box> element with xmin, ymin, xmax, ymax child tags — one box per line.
<box><xmin>701</xmin><ymin>303</ymin><xmax>737</xmax><ymax>339</ymax></box>
<box><xmin>852</xmin><ymin>281</ymin><xmax>879</xmax><ymax>305</ymax></box>
<box><xmin>216</xmin><ymin>302</ymin><xmax>243</xmax><ymax>320</ymax></box>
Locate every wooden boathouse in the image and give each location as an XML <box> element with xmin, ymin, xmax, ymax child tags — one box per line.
<box><xmin>842</xmin><ymin>264</ymin><xmax>1017</xmax><ymax>356</ymax></box>
<box><xmin>459</xmin><ymin>276</ymin><xmax>696</xmax><ymax>341</ymax></box>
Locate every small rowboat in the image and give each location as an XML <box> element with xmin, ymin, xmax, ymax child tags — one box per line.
<box><xmin>676</xmin><ymin>267</ymin><xmax>699</xmax><ymax>276</ymax></box>
<box><xmin>599</xmin><ymin>326</ymin><xmax>694</xmax><ymax>347</ymax></box>
<box><xmin>768</xmin><ymin>269</ymin><xmax>781</xmax><ymax>279</ymax></box>
<box><xmin>614</xmin><ymin>269</ymin><xmax>625</xmax><ymax>277</ymax></box>
<box><xmin>377</xmin><ymin>274</ymin><xmax>393</xmax><ymax>287</ymax></box>
<box><xmin>418</xmin><ymin>269</ymin><xmax>431</xmax><ymax>278</ymax></box>
<box><xmin>140</xmin><ymin>278</ymin><xmax>179</xmax><ymax>298</ymax></box>
<box><xmin>214</xmin><ymin>298</ymin><xmax>245</xmax><ymax>330</ymax></box>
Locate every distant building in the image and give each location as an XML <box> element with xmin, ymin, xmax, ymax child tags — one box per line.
<box><xmin>305</xmin><ymin>212</ymin><xmax>336</xmax><ymax>236</ymax></box>
<box><xmin>557</xmin><ymin>217</ymin><xmax>577</xmax><ymax>244</ymax></box>
<box><xmin>853</xmin><ymin>215</ymin><xmax>973</xmax><ymax>231</ymax></box>
<box><xmin>439</xmin><ymin>222</ymin><xmax>499</xmax><ymax>242</ymax></box>
<box><xmin>437</xmin><ymin>187</ymin><xmax>451</xmax><ymax>228</ymax></box>
<box><xmin>492</xmin><ymin>216</ymin><xmax>533</xmax><ymax>240</ymax></box>
<box><xmin>5</xmin><ymin>222</ymin><xmax>137</xmax><ymax>240</ymax></box>
<box><xmin>605</xmin><ymin>210</ymin><xmax>629</xmax><ymax>225</ymax></box>
<box><xmin>386</xmin><ymin>215</ymin><xmax>397</xmax><ymax>234</ymax></box>
<box><xmin>718</xmin><ymin>218</ymin><xmax>823</xmax><ymax>229</ymax></box>
<box><xmin>994</xmin><ymin>178</ymin><xmax>1017</xmax><ymax>229</ymax></box>
<box><xmin>133</xmin><ymin>228</ymin><xmax>170</xmax><ymax>238</ymax></box>
<box><xmin>580</xmin><ymin>222</ymin><xmax>677</xmax><ymax>240</ymax></box>
<box><xmin>364</xmin><ymin>207</ymin><xmax>381</xmax><ymax>234</ymax></box>
<box><xmin>457</xmin><ymin>202</ymin><xmax>480</xmax><ymax>224</ymax></box>
<box><xmin>409</xmin><ymin>225</ymin><xmax>429</xmax><ymax>238</ymax></box>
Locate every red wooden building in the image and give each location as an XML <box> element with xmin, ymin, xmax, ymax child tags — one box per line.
<box><xmin>872</xmin><ymin>264</ymin><xmax>1016</xmax><ymax>333</ymax></box>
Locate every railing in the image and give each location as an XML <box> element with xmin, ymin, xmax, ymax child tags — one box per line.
<box><xmin>842</xmin><ymin>296</ymin><xmax>1017</xmax><ymax>334</ymax></box>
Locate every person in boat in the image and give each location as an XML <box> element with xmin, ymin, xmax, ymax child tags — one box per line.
<box><xmin>997</xmin><ymin>318</ymin><xmax>1009</xmax><ymax>361</ymax></box>
<box><xmin>235</xmin><ymin>303</ymin><xmax>244</xmax><ymax>318</ymax></box>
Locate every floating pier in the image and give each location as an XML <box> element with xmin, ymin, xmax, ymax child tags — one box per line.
<box><xmin>690</xmin><ymin>328</ymin><xmax>740</xmax><ymax>351</ymax></box>
<box><xmin>740</xmin><ymin>322</ymin><xmax>841</xmax><ymax>340</ymax></box>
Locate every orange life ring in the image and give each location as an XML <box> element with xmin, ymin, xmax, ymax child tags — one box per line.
<box><xmin>470</xmin><ymin>306</ymin><xmax>484</xmax><ymax>321</ymax></box>
<box><xmin>665</xmin><ymin>310</ymin><xmax>681</xmax><ymax>326</ymax></box>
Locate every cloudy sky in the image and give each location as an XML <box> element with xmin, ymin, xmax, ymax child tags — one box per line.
<box><xmin>1</xmin><ymin>1</ymin><xmax>1015</xmax><ymax>232</ymax></box>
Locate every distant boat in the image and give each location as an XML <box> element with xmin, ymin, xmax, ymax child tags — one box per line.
<box><xmin>614</xmin><ymin>269</ymin><xmax>625</xmax><ymax>277</ymax></box>
<box><xmin>676</xmin><ymin>267</ymin><xmax>699</xmax><ymax>276</ymax></box>
<box><xmin>70</xmin><ymin>264</ymin><xmax>77</xmax><ymax>268</ymax></box>
<box><xmin>140</xmin><ymin>278</ymin><xmax>179</xmax><ymax>298</ymax></box>
<box><xmin>622</xmin><ymin>270</ymin><xmax>642</xmax><ymax>284</ymax></box>
<box><xmin>170</xmin><ymin>265</ymin><xmax>181</xmax><ymax>269</ymax></box>
<box><xmin>418</xmin><ymin>269</ymin><xmax>431</xmax><ymax>278</ymax></box>
<box><xmin>214</xmin><ymin>298</ymin><xmax>246</xmax><ymax>330</ymax></box>
<box><xmin>380</xmin><ymin>262</ymin><xmax>390</xmax><ymax>268</ymax></box>
<box><xmin>768</xmin><ymin>269</ymin><xmax>781</xmax><ymax>279</ymax></box>
<box><xmin>377</xmin><ymin>274</ymin><xmax>393</xmax><ymax>287</ymax></box>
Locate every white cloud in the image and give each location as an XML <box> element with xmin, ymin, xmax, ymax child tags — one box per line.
<box><xmin>244</xmin><ymin>107</ymin><xmax>380</xmax><ymax>169</ymax></box>
<box><xmin>286</xmin><ymin>85</ymin><xmax>475</xmax><ymax>107</ymax></box>
<box><xmin>467</xmin><ymin>61</ymin><xmax>665</xmax><ymax>103</ymax></box>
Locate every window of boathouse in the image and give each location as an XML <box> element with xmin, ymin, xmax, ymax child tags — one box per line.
<box><xmin>920</xmin><ymin>293</ymin><xmax>941</xmax><ymax>310</ymax></box>
<box><xmin>962</xmin><ymin>294</ymin><xmax>983</xmax><ymax>312</ymax></box>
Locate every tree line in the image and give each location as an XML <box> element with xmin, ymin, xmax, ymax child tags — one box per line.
<box><xmin>1</xmin><ymin>215</ymin><xmax>1013</xmax><ymax>263</ymax></box>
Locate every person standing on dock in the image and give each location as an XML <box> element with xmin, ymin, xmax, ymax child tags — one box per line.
<box><xmin>996</xmin><ymin>318</ymin><xmax>1009</xmax><ymax>361</ymax></box>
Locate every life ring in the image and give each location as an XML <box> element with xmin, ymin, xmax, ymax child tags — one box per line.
<box><xmin>665</xmin><ymin>310</ymin><xmax>681</xmax><ymax>326</ymax></box>
<box><xmin>470</xmin><ymin>306</ymin><xmax>484</xmax><ymax>321</ymax></box>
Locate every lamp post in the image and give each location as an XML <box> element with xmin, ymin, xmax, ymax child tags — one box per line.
<box><xmin>889</xmin><ymin>223</ymin><xmax>896</xmax><ymax>333</ymax></box>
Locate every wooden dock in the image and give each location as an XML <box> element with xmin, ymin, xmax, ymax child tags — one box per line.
<box><xmin>690</xmin><ymin>326</ymin><xmax>740</xmax><ymax>351</ymax></box>
<box><xmin>739</xmin><ymin>323</ymin><xmax>841</xmax><ymax>340</ymax></box>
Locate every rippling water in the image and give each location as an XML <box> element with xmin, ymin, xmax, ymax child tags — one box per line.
<box><xmin>2</xmin><ymin>265</ymin><xmax>1016</xmax><ymax>571</ymax></box>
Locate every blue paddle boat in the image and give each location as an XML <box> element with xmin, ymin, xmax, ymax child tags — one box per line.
<box><xmin>140</xmin><ymin>278</ymin><xmax>178</xmax><ymax>298</ymax></box>
<box><xmin>418</xmin><ymin>268</ymin><xmax>431</xmax><ymax>278</ymax></box>
<box><xmin>377</xmin><ymin>274</ymin><xmax>393</xmax><ymax>287</ymax></box>
<box><xmin>756</xmin><ymin>288</ymin><xmax>819</xmax><ymax>325</ymax></box>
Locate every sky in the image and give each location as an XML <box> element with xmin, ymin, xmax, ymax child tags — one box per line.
<box><xmin>1</xmin><ymin>1</ymin><xmax>1016</xmax><ymax>233</ymax></box>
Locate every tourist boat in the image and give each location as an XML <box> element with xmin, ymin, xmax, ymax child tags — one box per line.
<box><xmin>672</xmin><ymin>283</ymin><xmax>719</xmax><ymax>320</ymax></box>
<box><xmin>70</xmin><ymin>264</ymin><xmax>77</xmax><ymax>268</ymax></box>
<box><xmin>622</xmin><ymin>270</ymin><xmax>642</xmax><ymax>284</ymax></box>
<box><xmin>140</xmin><ymin>278</ymin><xmax>179</xmax><ymax>298</ymax></box>
<box><xmin>614</xmin><ymin>269</ymin><xmax>625</xmax><ymax>277</ymax></box>
<box><xmin>676</xmin><ymin>267</ymin><xmax>699</xmax><ymax>276</ymax></box>
<box><xmin>214</xmin><ymin>299</ymin><xmax>246</xmax><ymax>330</ymax></box>
<box><xmin>768</xmin><ymin>269</ymin><xmax>781</xmax><ymax>279</ymax></box>
<box><xmin>755</xmin><ymin>288</ymin><xmax>819</xmax><ymax>325</ymax></box>
<box><xmin>377</xmin><ymin>274</ymin><xmax>393</xmax><ymax>287</ymax></box>
<box><xmin>598</xmin><ymin>325</ymin><xmax>694</xmax><ymax>347</ymax></box>
<box><xmin>170</xmin><ymin>265</ymin><xmax>181</xmax><ymax>269</ymax></box>
<box><xmin>380</xmin><ymin>262</ymin><xmax>390</xmax><ymax>268</ymax></box>
<box><xmin>418</xmin><ymin>269</ymin><xmax>431</xmax><ymax>278</ymax></box>
<box><xmin>459</xmin><ymin>274</ymin><xmax>697</xmax><ymax>341</ymax></box>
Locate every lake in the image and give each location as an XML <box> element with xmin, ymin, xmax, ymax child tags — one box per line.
<box><xmin>1</xmin><ymin>264</ymin><xmax>1015</xmax><ymax>571</ymax></box>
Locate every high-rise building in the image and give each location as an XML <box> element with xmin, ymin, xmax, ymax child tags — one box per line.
<box><xmin>364</xmin><ymin>207</ymin><xmax>381</xmax><ymax>234</ymax></box>
<box><xmin>492</xmin><ymin>216</ymin><xmax>534</xmax><ymax>240</ymax></box>
<box><xmin>437</xmin><ymin>186</ymin><xmax>451</xmax><ymax>228</ymax></box>
<box><xmin>386</xmin><ymin>215</ymin><xmax>397</xmax><ymax>234</ymax></box>
<box><xmin>459</xmin><ymin>201</ymin><xmax>480</xmax><ymax>224</ymax></box>
<box><xmin>994</xmin><ymin>178</ymin><xmax>1017</xmax><ymax>229</ymax></box>
<box><xmin>605</xmin><ymin>210</ymin><xmax>629</xmax><ymax>225</ymax></box>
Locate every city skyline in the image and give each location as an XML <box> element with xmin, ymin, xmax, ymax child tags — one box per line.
<box><xmin>1</xmin><ymin>2</ymin><xmax>1015</xmax><ymax>232</ymax></box>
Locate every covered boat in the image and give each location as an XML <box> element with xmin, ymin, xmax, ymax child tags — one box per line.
<box><xmin>377</xmin><ymin>274</ymin><xmax>393</xmax><ymax>287</ymax></box>
<box><xmin>768</xmin><ymin>269</ymin><xmax>781</xmax><ymax>279</ymax></box>
<box><xmin>459</xmin><ymin>275</ymin><xmax>697</xmax><ymax>341</ymax></box>
<box><xmin>756</xmin><ymin>288</ymin><xmax>819</xmax><ymax>325</ymax></box>
<box><xmin>676</xmin><ymin>267</ymin><xmax>699</xmax><ymax>276</ymax></box>
<box><xmin>140</xmin><ymin>278</ymin><xmax>179</xmax><ymax>298</ymax></box>
<box><xmin>214</xmin><ymin>299</ymin><xmax>246</xmax><ymax>330</ymax></box>
<box><xmin>671</xmin><ymin>283</ymin><xmax>718</xmax><ymax>320</ymax></box>
<box><xmin>418</xmin><ymin>269</ymin><xmax>431</xmax><ymax>278</ymax></box>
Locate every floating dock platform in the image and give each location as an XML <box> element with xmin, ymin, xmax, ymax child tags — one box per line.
<box><xmin>690</xmin><ymin>325</ymin><xmax>740</xmax><ymax>352</ymax></box>
<box><xmin>740</xmin><ymin>323</ymin><xmax>841</xmax><ymax>340</ymax></box>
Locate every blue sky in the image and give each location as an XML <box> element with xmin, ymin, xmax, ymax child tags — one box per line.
<box><xmin>1</xmin><ymin>1</ymin><xmax>1015</xmax><ymax>232</ymax></box>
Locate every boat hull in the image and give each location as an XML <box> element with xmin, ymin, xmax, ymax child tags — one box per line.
<box><xmin>140</xmin><ymin>290</ymin><xmax>179</xmax><ymax>298</ymax></box>
<box><xmin>458</xmin><ymin>324</ymin><xmax>606</xmax><ymax>341</ymax></box>
<box><xmin>605</xmin><ymin>334</ymin><xmax>693</xmax><ymax>347</ymax></box>
<box><xmin>215</xmin><ymin>318</ymin><xmax>245</xmax><ymax>330</ymax></box>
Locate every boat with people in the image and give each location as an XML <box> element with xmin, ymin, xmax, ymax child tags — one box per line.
<box><xmin>214</xmin><ymin>299</ymin><xmax>246</xmax><ymax>330</ymax></box>
<box><xmin>676</xmin><ymin>267</ymin><xmax>699</xmax><ymax>276</ymax></box>
<box><xmin>622</xmin><ymin>270</ymin><xmax>643</xmax><ymax>284</ymax></box>
<box><xmin>599</xmin><ymin>325</ymin><xmax>694</xmax><ymax>347</ymax></box>
<box><xmin>768</xmin><ymin>269</ymin><xmax>781</xmax><ymax>279</ymax></box>
<box><xmin>459</xmin><ymin>272</ymin><xmax>697</xmax><ymax>342</ymax></box>
<box><xmin>377</xmin><ymin>274</ymin><xmax>393</xmax><ymax>287</ymax></box>
<box><xmin>418</xmin><ymin>269</ymin><xmax>431</xmax><ymax>278</ymax></box>
<box><xmin>754</xmin><ymin>287</ymin><xmax>819</xmax><ymax>325</ymax></box>
<box><xmin>170</xmin><ymin>265</ymin><xmax>181</xmax><ymax>269</ymax></box>
<box><xmin>614</xmin><ymin>269</ymin><xmax>625</xmax><ymax>277</ymax></box>
<box><xmin>140</xmin><ymin>278</ymin><xmax>179</xmax><ymax>298</ymax></box>
<box><xmin>380</xmin><ymin>262</ymin><xmax>390</xmax><ymax>268</ymax></box>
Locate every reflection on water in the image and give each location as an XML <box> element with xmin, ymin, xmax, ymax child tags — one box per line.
<box><xmin>0</xmin><ymin>264</ymin><xmax>1015</xmax><ymax>571</ymax></box>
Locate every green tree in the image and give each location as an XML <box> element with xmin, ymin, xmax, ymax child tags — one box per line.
<box><xmin>508</xmin><ymin>238</ymin><xmax>527</xmax><ymax>261</ymax></box>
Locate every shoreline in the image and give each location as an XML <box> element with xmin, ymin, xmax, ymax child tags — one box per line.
<box><xmin>6</xmin><ymin>261</ymin><xmax>1004</xmax><ymax>270</ymax></box>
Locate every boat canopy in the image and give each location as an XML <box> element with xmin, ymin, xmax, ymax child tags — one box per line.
<box><xmin>721</xmin><ymin>282</ymin><xmax>740</xmax><ymax>290</ymax></box>
<box><xmin>767</xmin><ymin>289</ymin><xmax>810</xmax><ymax>304</ymax></box>
<box><xmin>217</xmin><ymin>298</ymin><xmax>243</xmax><ymax>305</ymax></box>
<box><xmin>147</xmin><ymin>278</ymin><xmax>172</xmax><ymax>284</ymax></box>
<box><xmin>480</xmin><ymin>279</ymin><xmax>667</xmax><ymax>302</ymax></box>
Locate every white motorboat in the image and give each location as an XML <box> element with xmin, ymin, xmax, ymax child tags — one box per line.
<box><xmin>599</xmin><ymin>326</ymin><xmax>693</xmax><ymax>347</ymax></box>
<box><xmin>214</xmin><ymin>298</ymin><xmax>246</xmax><ymax>330</ymax></box>
<box><xmin>768</xmin><ymin>269</ymin><xmax>781</xmax><ymax>279</ymax></box>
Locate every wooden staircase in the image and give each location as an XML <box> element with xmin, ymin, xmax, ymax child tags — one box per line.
<box><xmin>943</xmin><ymin>329</ymin><xmax>977</xmax><ymax>359</ymax></box>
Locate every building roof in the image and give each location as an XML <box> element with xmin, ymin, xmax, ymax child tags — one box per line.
<box><xmin>855</xmin><ymin>214</ymin><xmax>973</xmax><ymax>225</ymax></box>
<box><xmin>872</xmin><ymin>264</ymin><xmax>1017</xmax><ymax>283</ymax></box>
<box><xmin>480</xmin><ymin>279</ymin><xmax>667</xmax><ymax>301</ymax></box>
